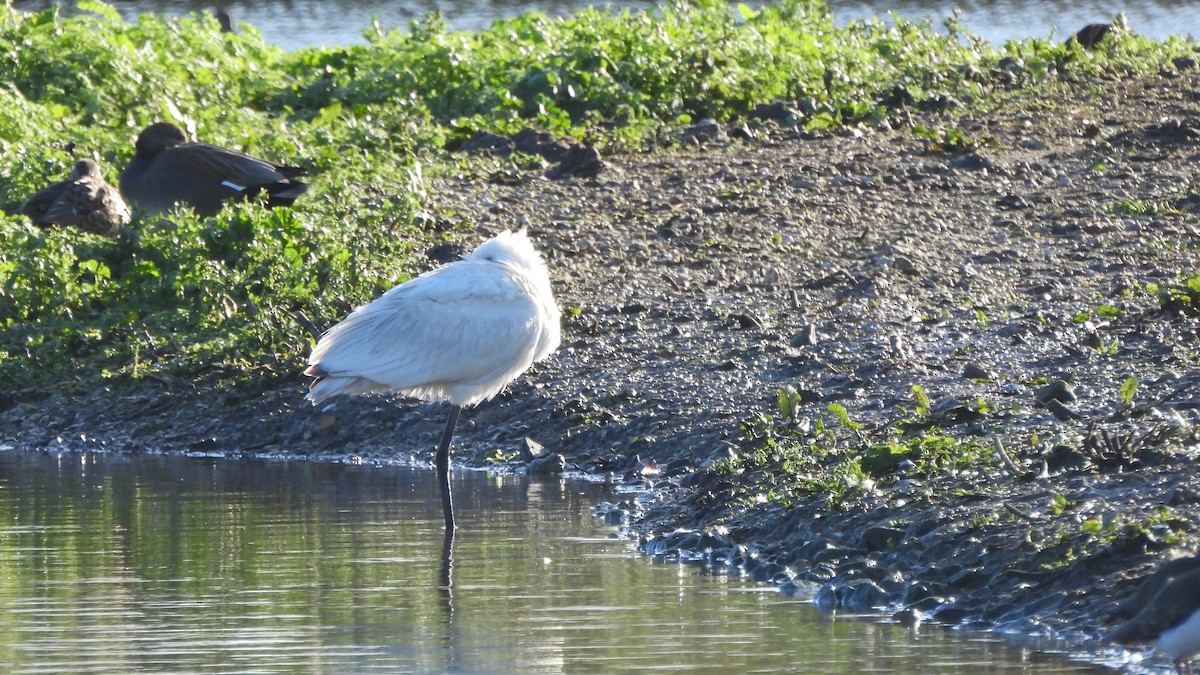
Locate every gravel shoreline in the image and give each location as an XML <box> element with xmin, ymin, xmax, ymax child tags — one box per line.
<box><xmin>4</xmin><ymin>69</ymin><xmax>1200</xmax><ymax>671</ymax></box>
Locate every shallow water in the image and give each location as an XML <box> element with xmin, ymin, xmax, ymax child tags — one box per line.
<box><xmin>12</xmin><ymin>0</ymin><xmax>1200</xmax><ymax>51</ymax></box>
<box><xmin>0</xmin><ymin>449</ymin><xmax>1120</xmax><ymax>673</ymax></box>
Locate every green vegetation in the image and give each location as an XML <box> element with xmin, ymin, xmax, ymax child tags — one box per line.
<box><xmin>712</xmin><ymin>387</ymin><xmax>995</xmax><ymax>510</ymax></box>
<box><xmin>1035</xmin><ymin>507</ymin><xmax>1187</xmax><ymax>570</ymax></box>
<box><xmin>1109</xmin><ymin>198</ymin><xmax>1179</xmax><ymax>216</ymax></box>
<box><xmin>0</xmin><ymin>0</ymin><xmax>1197</xmax><ymax>400</ymax></box>
<box><xmin>1119</xmin><ymin>376</ymin><xmax>1138</xmax><ymax>409</ymax></box>
<box><xmin>1153</xmin><ymin>274</ymin><xmax>1200</xmax><ymax>316</ymax></box>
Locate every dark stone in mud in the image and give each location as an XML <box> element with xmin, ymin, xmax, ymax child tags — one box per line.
<box><xmin>660</xmin><ymin>531</ymin><xmax>702</xmax><ymax>556</ymax></box>
<box><xmin>454</xmin><ymin>127</ymin><xmax>570</xmax><ymax>162</ymax></box>
<box><xmin>457</xmin><ymin>130</ymin><xmax>510</xmax><ymax>155</ymax></box>
<box><xmin>779</xmin><ymin>579</ymin><xmax>808</xmax><ymax>596</ymax></box>
<box><xmin>594</xmin><ymin>501</ymin><xmax>633</xmax><ymax>525</ymax></box>
<box><xmin>547</xmin><ymin>145</ymin><xmax>605</xmax><ymax>180</ymax></box>
<box><xmin>749</xmin><ymin>560</ymin><xmax>792</xmax><ymax>583</ymax></box>
<box><xmin>729</xmin><ymin>122</ymin><xmax>756</xmax><ymax>141</ymax></box>
<box><xmin>919</xmin><ymin>94</ymin><xmax>960</xmax><ymax>113</ymax></box>
<box><xmin>948</xmin><ymin>153</ymin><xmax>992</xmax><ymax>171</ymax></box>
<box><xmin>947</xmin><ymin>567</ymin><xmax>993</xmax><ymax>590</ymax></box>
<box><xmin>907</xmin><ymin>596</ymin><xmax>946</xmax><ymax>613</ymax></box>
<box><xmin>933</xmin><ymin>605</ymin><xmax>973</xmax><ymax>625</ymax></box>
<box><xmin>810</xmin><ymin>545</ymin><xmax>860</xmax><ymax>566</ymax></box>
<box><xmin>1046</xmin><ymin>443</ymin><xmax>1090</xmax><ymax>471</ymax></box>
<box><xmin>1044</xmin><ymin>399</ymin><xmax>1083</xmax><ymax>421</ymax></box>
<box><xmin>697</xmin><ymin>530</ymin><xmax>735</xmax><ymax>551</ymax></box>
<box><xmin>836</xmin><ymin>558</ymin><xmax>881</xmax><ymax>580</ymax></box>
<box><xmin>1108</xmin><ymin>555</ymin><xmax>1200</xmax><ymax>623</ymax></box>
<box><xmin>1110</xmin><ymin>117</ymin><xmax>1200</xmax><ymax>147</ymax></box>
<box><xmin>1036</xmin><ymin>379</ymin><xmax>1077</xmax><ymax>405</ymax></box>
<box><xmin>425</xmin><ymin>242</ymin><xmax>464</xmax><ymax>264</ymax></box>
<box><xmin>527</xmin><ymin>452</ymin><xmax>565</xmax><ymax>476</ymax></box>
<box><xmin>801</xmin><ymin>564</ymin><xmax>837</xmax><ymax>583</ymax></box>
<box><xmin>904</xmin><ymin>581</ymin><xmax>949</xmax><ymax>604</ymax></box>
<box><xmin>511</xmin><ymin>128</ymin><xmax>569</xmax><ymax>162</ymax></box>
<box><xmin>815</xmin><ymin>579</ymin><xmax>890</xmax><ymax>611</ymax></box>
<box><xmin>678</xmin><ymin>118</ymin><xmax>725</xmax><ymax>145</ymax></box>
<box><xmin>751</xmin><ymin>101</ymin><xmax>801</xmax><ymax>124</ymax></box>
<box><xmin>863</xmin><ymin>525</ymin><xmax>905</xmax><ymax>551</ymax></box>
<box><xmin>880</xmin><ymin>85</ymin><xmax>916</xmax><ymax>110</ymax></box>
<box><xmin>1167</xmin><ymin>485</ymin><xmax>1200</xmax><ymax>507</ymax></box>
<box><xmin>729</xmin><ymin>312</ymin><xmax>765</xmax><ymax>330</ymax></box>
<box><xmin>961</xmin><ymin>363</ymin><xmax>995</xmax><ymax>380</ymax></box>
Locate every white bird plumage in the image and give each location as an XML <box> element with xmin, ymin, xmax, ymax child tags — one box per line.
<box><xmin>1110</xmin><ymin>566</ymin><xmax>1200</xmax><ymax>674</ymax></box>
<box><xmin>305</xmin><ymin>229</ymin><xmax>560</xmax><ymax>530</ymax></box>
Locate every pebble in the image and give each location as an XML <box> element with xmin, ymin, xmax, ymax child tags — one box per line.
<box><xmin>962</xmin><ymin>363</ymin><xmax>996</xmax><ymax>380</ymax></box>
<box><xmin>790</xmin><ymin>324</ymin><xmax>819</xmax><ymax>347</ymax></box>
<box><xmin>1036</xmin><ymin>379</ymin><xmax>1077</xmax><ymax>404</ymax></box>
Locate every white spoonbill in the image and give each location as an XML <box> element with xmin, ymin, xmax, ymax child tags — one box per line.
<box><xmin>304</xmin><ymin>229</ymin><xmax>561</xmax><ymax>530</ymax></box>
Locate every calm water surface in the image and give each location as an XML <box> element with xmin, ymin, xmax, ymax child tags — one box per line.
<box><xmin>12</xmin><ymin>0</ymin><xmax>1200</xmax><ymax>50</ymax></box>
<box><xmin>0</xmin><ymin>449</ymin><xmax>1117</xmax><ymax>673</ymax></box>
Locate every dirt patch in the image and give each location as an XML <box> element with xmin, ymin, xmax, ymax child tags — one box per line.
<box><xmin>4</xmin><ymin>70</ymin><xmax>1200</xmax><ymax>669</ymax></box>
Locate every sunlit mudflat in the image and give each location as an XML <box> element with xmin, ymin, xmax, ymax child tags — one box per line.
<box><xmin>0</xmin><ymin>450</ymin><xmax>1113</xmax><ymax>673</ymax></box>
<box><xmin>12</xmin><ymin>0</ymin><xmax>1200</xmax><ymax>51</ymax></box>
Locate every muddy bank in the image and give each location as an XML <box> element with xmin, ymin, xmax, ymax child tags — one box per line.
<box><xmin>4</xmin><ymin>70</ymin><xmax>1200</xmax><ymax>670</ymax></box>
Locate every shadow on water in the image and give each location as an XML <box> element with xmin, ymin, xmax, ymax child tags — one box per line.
<box><xmin>11</xmin><ymin>0</ymin><xmax>1200</xmax><ymax>50</ymax></box>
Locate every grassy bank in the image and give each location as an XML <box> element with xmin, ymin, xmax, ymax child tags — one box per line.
<box><xmin>0</xmin><ymin>0</ymin><xmax>1194</xmax><ymax>403</ymax></box>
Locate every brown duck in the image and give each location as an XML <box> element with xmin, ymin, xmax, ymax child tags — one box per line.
<box><xmin>20</xmin><ymin>158</ymin><xmax>131</xmax><ymax>236</ymax></box>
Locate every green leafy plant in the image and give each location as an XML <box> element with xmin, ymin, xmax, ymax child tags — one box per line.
<box><xmin>1119</xmin><ymin>376</ymin><xmax>1138</xmax><ymax>409</ymax></box>
<box><xmin>910</xmin><ymin>384</ymin><xmax>931</xmax><ymax>417</ymax></box>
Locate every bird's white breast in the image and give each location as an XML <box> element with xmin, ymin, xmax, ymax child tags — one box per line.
<box><xmin>1156</xmin><ymin>607</ymin><xmax>1200</xmax><ymax>661</ymax></box>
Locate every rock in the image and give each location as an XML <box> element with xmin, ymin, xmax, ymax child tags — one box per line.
<box><xmin>893</xmin><ymin>608</ymin><xmax>922</xmax><ymax>627</ymax></box>
<box><xmin>1044</xmin><ymin>399</ymin><xmax>1083</xmax><ymax>421</ymax></box>
<box><xmin>947</xmin><ymin>567</ymin><xmax>993</xmax><ymax>589</ymax></box>
<box><xmin>948</xmin><ymin>153</ymin><xmax>992</xmax><ymax>171</ymax></box>
<box><xmin>547</xmin><ymin>145</ymin><xmax>605</xmax><ymax>179</ymax></box>
<box><xmin>933</xmin><ymin>605</ymin><xmax>972</xmax><ymax>625</ymax></box>
<box><xmin>1036</xmin><ymin>379</ymin><xmax>1077</xmax><ymax>404</ymax></box>
<box><xmin>863</xmin><ymin>525</ymin><xmax>905</xmax><ymax>551</ymax></box>
<box><xmin>458</xmin><ymin>130</ymin><xmax>511</xmax><ymax>155</ymax></box>
<box><xmin>729</xmin><ymin>312</ymin><xmax>765</xmax><ymax>329</ymax></box>
<box><xmin>527</xmin><ymin>452</ymin><xmax>566</xmax><ymax>476</ymax></box>
<box><xmin>751</xmin><ymin>101</ymin><xmax>801</xmax><ymax>124</ymax></box>
<box><xmin>512</xmin><ymin>127</ymin><xmax>569</xmax><ymax>161</ymax></box>
<box><xmin>996</xmin><ymin>193</ymin><xmax>1029</xmax><ymax>209</ymax></box>
<box><xmin>962</xmin><ymin>363</ymin><xmax>996</xmax><ymax>380</ymax></box>
<box><xmin>520</xmin><ymin>436</ymin><xmax>546</xmax><ymax>461</ymax></box>
<box><xmin>425</xmin><ymin>242</ymin><xmax>464</xmax><ymax>264</ymax></box>
<box><xmin>303</xmin><ymin>414</ymin><xmax>337</xmax><ymax>440</ymax></box>
<box><xmin>815</xmin><ymin>579</ymin><xmax>890</xmax><ymax>610</ymax></box>
<box><xmin>790</xmin><ymin>324</ymin><xmax>819</xmax><ymax>347</ymax></box>
<box><xmin>679</xmin><ymin>118</ymin><xmax>725</xmax><ymax>144</ymax></box>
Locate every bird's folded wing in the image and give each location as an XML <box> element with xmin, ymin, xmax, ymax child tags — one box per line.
<box><xmin>309</xmin><ymin>271</ymin><xmax>543</xmax><ymax>392</ymax></box>
<box><xmin>177</xmin><ymin>144</ymin><xmax>295</xmax><ymax>190</ymax></box>
<box><xmin>39</xmin><ymin>180</ymin><xmax>103</xmax><ymax>227</ymax></box>
<box><xmin>19</xmin><ymin>181</ymin><xmax>67</xmax><ymax>223</ymax></box>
